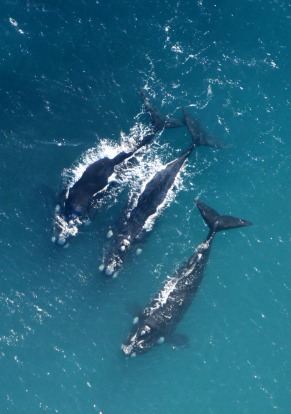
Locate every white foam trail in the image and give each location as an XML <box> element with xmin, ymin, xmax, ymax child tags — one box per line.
<box><xmin>36</xmin><ymin>140</ymin><xmax>82</xmax><ymax>147</ymax></box>
<box><xmin>149</xmin><ymin>276</ymin><xmax>179</xmax><ymax>312</ymax></box>
<box><xmin>61</xmin><ymin>121</ymin><xmax>153</xmax><ymax>193</ymax></box>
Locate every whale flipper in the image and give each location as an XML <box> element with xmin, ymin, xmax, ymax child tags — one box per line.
<box><xmin>140</xmin><ymin>89</ymin><xmax>185</xmax><ymax>132</ymax></box>
<box><xmin>183</xmin><ymin>108</ymin><xmax>225</xmax><ymax>148</ymax></box>
<box><xmin>196</xmin><ymin>199</ymin><xmax>252</xmax><ymax>233</ymax></box>
<box><xmin>166</xmin><ymin>333</ymin><xmax>190</xmax><ymax>348</ymax></box>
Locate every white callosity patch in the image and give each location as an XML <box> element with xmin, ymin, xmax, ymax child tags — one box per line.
<box><xmin>121</xmin><ymin>330</ymin><xmax>139</xmax><ymax>356</ymax></box>
<box><xmin>98</xmin><ymin>264</ymin><xmax>105</xmax><ymax>272</ymax></box>
<box><xmin>107</xmin><ymin>229</ymin><xmax>113</xmax><ymax>239</ymax></box>
<box><xmin>121</xmin><ymin>343</ymin><xmax>133</xmax><ymax>356</ymax></box>
<box><xmin>120</xmin><ymin>239</ymin><xmax>130</xmax><ymax>251</ymax></box>
<box><xmin>103</xmin><ymin>248</ymin><xmax>123</xmax><ymax>276</ymax></box>
<box><xmin>105</xmin><ymin>266</ymin><xmax>114</xmax><ymax>276</ymax></box>
<box><xmin>140</xmin><ymin>325</ymin><xmax>151</xmax><ymax>336</ymax></box>
<box><xmin>105</xmin><ymin>257</ymin><xmax>121</xmax><ymax>277</ymax></box>
<box><xmin>57</xmin><ymin>237</ymin><xmax>66</xmax><ymax>246</ymax></box>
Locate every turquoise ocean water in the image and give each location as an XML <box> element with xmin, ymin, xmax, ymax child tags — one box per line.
<box><xmin>0</xmin><ymin>1</ymin><xmax>290</xmax><ymax>413</ymax></box>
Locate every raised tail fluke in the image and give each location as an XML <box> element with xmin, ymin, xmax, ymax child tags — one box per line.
<box><xmin>140</xmin><ymin>89</ymin><xmax>185</xmax><ymax>132</ymax></box>
<box><xmin>196</xmin><ymin>199</ymin><xmax>252</xmax><ymax>233</ymax></box>
<box><xmin>183</xmin><ymin>108</ymin><xmax>224</xmax><ymax>148</ymax></box>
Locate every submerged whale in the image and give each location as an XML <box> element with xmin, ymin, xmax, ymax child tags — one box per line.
<box><xmin>121</xmin><ymin>199</ymin><xmax>252</xmax><ymax>356</ymax></box>
<box><xmin>53</xmin><ymin>92</ymin><xmax>184</xmax><ymax>246</ymax></box>
<box><xmin>99</xmin><ymin>110</ymin><xmax>219</xmax><ymax>277</ymax></box>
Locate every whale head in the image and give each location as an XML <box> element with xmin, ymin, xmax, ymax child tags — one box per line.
<box><xmin>100</xmin><ymin>235</ymin><xmax>132</xmax><ymax>277</ymax></box>
<box><xmin>52</xmin><ymin>189</ymin><xmax>88</xmax><ymax>246</ymax></box>
<box><xmin>121</xmin><ymin>316</ymin><xmax>163</xmax><ymax>356</ymax></box>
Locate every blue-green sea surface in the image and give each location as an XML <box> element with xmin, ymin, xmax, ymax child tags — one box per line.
<box><xmin>0</xmin><ymin>1</ymin><xmax>290</xmax><ymax>413</ymax></box>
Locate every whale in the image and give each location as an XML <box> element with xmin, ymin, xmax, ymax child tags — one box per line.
<box><xmin>99</xmin><ymin>110</ymin><xmax>219</xmax><ymax>277</ymax></box>
<box><xmin>52</xmin><ymin>93</ymin><xmax>185</xmax><ymax>246</ymax></box>
<box><xmin>121</xmin><ymin>199</ymin><xmax>252</xmax><ymax>356</ymax></box>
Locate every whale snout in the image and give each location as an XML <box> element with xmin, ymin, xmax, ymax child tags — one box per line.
<box><xmin>121</xmin><ymin>343</ymin><xmax>135</xmax><ymax>356</ymax></box>
<box><xmin>105</xmin><ymin>266</ymin><xmax>114</xmax><ymax>276</ymax></box>
<box><xmin>121</xmin><ymin>341</ymin><xmax>140</xmax><ymax>357</ymax></box>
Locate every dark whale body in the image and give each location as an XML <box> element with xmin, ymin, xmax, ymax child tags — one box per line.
<box><xmin>100</xmin><ymin>109</ymin><xmax>219</xmax><ymax>277</ymax></box>
<box><xmin>121</xmin><ymin>200</ymin><xmax>252</xmax><ymax>356</ymax></box>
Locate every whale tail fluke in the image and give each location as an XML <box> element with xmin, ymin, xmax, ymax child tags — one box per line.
<box><xmin>140</xmin><ymin>89</ymin><xmax>185</xmax><ymax>132</ymax></box>
<box><xmin>183</xmin><ymin>108</ymin><xmax>225</xmax><ymax>148</ymax></box>
<box><xmin>196</xmin><ymin>199</ymin><xmax>252</xmax><ymax>233</ymax></box>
